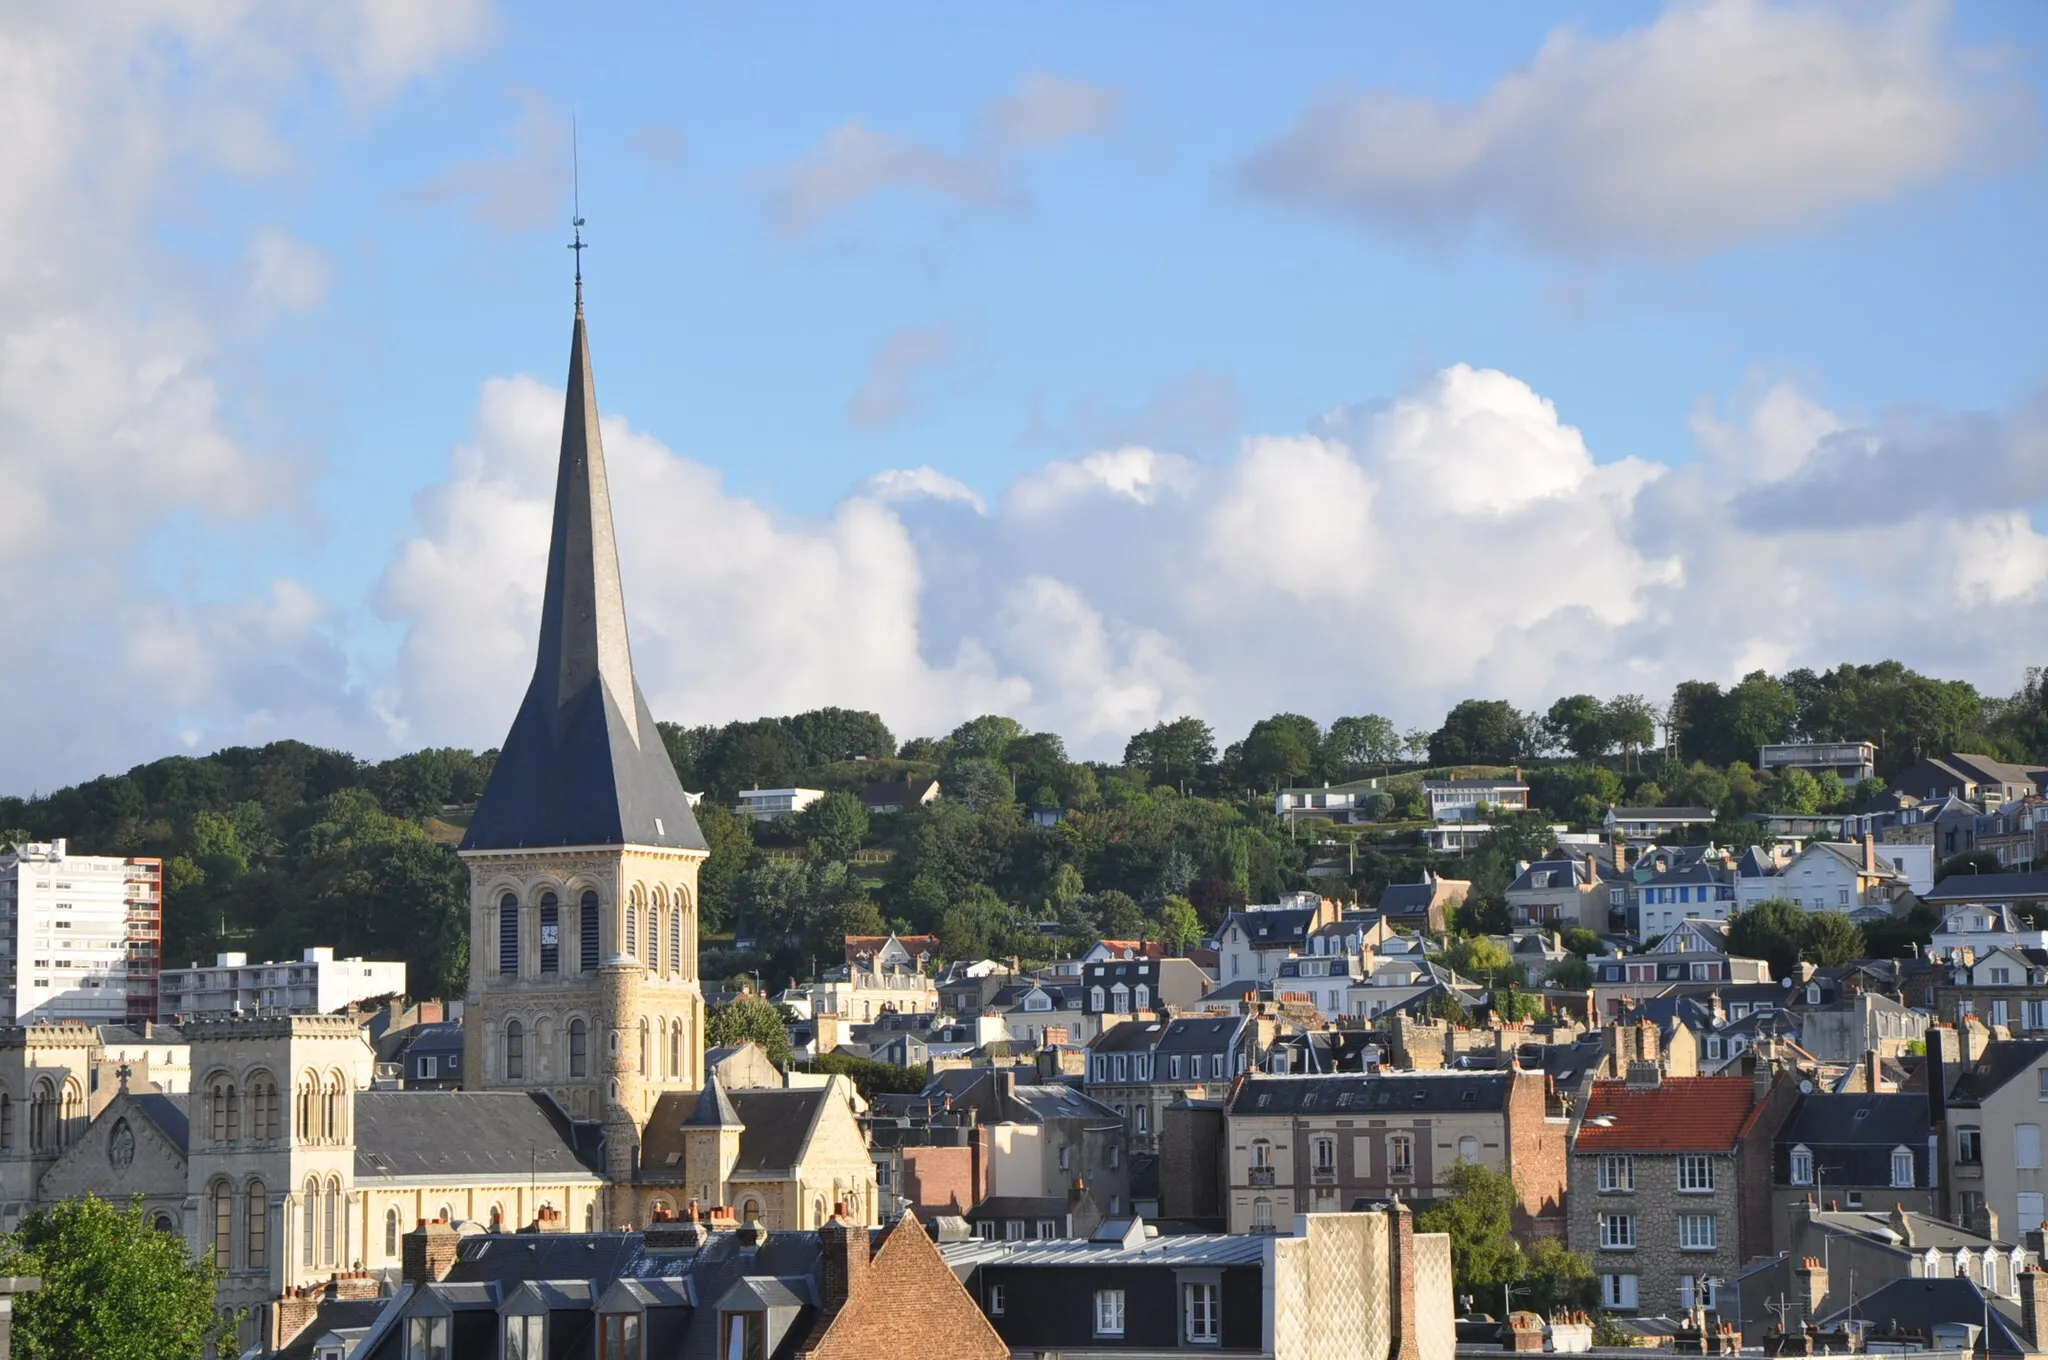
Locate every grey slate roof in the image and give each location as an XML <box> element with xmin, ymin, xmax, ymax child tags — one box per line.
<box><xmin>1924</xmin><ymin>872</ymin><xmax>2048</xmax><ymax>903</ymax></box>
<box><xmin>1946</xmin><ymin>1038</ymin><xmax>2048</xmax><ymax>1105</ymax></box>
<box><xmin>353</xmin><ymin>1091</ymin><xmax>603</xmax><ymax>1180</ymax></box>
<box><xmin>131</xmin><ymin>1093</ymin><xmax>190</xmax><ymax>1154</ymax></box>
<box><xmin>1815</xmin><ymin>1277</ymin><xmax>2029</xmax><ymax>1356</ymax></box>
<box><xmin>462</xmin><ymin>299</ymin><xmax>706</xmax><ymax>854</ymax></box>
<box><xmin>725</xmin><ymin>1089</ymin><xmax>831</xmax><ymax>1174</ymax></box>
<box><xmin>1229</xmin><ymin>1071</ymin><xmax>1510</xmax><ymax>1116</ymax></box>
<box><xmin>684</xmin><ymin>1076</ymin><xmax>743</xmax><ymax>1129</ymax></box>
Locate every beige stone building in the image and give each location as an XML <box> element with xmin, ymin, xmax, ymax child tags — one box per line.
<box><xmin>0</xmin><ymin>284</ymin><xmax>878</xmax><ymax>1346</ymax></box>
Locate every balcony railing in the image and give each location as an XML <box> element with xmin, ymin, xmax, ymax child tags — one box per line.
<box><xmin>1248</xmin><ymin>1168</ymin><xmax>1275</xmax><ymax>1188</ymax></box>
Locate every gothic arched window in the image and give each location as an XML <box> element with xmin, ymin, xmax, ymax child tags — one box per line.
<box><xmin>385</xmin><ymin>1206</ymin><xmax>401</xmax><ymax>1258</ymax></box>
<box><xmin>539</xmin><ymin>892</ymin><xmax>560</xmax><ymax>974</ymax></box>
<box><xmin>506</xmin><ymin>1020</ymin><xmax>525</xmax><ymax>1081</ymax></box>
<box><xmin>246</xmin><ymin>1178</ymin><xmax>268</xmax><ymax>1270</ymax></box>
<box><xmin>670</xmin><ymin>907</ymin><xmax>683</xmax><ymax>975</ymax></box>
<box><xmin>580</xmin><ymin>891</ymin><xmax>601</xmax><ymax>972</ymax></box>
<box><xmin>569</xmin><ymin>1018</ymin><xmax>588</xmax><ymax>1078</ymax></box>
<box><xmin>210</xmin><ymin>1179</ymin><xmax>233</xmax><ymax>1266</ymax></box>
<box><xmin>498</xmin><ymin>891</ymin><xmax>520</xmax><ymax>976</ymax></box>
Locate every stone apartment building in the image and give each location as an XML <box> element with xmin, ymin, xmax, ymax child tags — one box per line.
<box><xmin>1222</xmin><ymin>1068</ymin><xmax>1567</xmax><ymax>1235</ymax></box>
<box><xmin>1506</xmin><ymin>856</ymin><xmax>1610</xmax><ymax>932</ymax></box>
<box><xmin>1568</xmin><ymin>1066</ymin><xmax>1794</xmax><ymax>1317</ymax></box>
<box><xmin>1085</xmin><ymin>1014</ymin><xmax>1262</xmax><ymax>1154</ymax></box>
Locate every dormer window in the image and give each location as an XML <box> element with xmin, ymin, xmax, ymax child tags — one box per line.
<box><xmin>717</xmin><ymin>1311</ymin><xmax>763</xmax><ymax>1360</ymax></box>
<box><xmin>407</xmin><ymin>1317</ymin><xmax>450</xmax><ymax>1360</ymax></box>
<box><xmin>603</xmin><ymin>1312</ymin><xmax>645</xmax><ymax>1360</ymax></box>
<box><xmin>507</xmin><ymin>1315</ymin><xmax>545</xmax><ymax>1360</ymax></box>
<box><xmin>1790</xmin><ymin>1146</ymin><xmax>1813</xmax><ymax>1185</ymax></box>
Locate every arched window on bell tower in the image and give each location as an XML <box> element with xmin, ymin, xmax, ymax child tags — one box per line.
<box><xmin>498</xmin><ymin>892</ymin><xmax>519</xmax><ymax>976</ymax></box>
<box><xmin>580</xmin><ymin>890</ymin><xmax>601</xmax><ymax>972</ymax></box>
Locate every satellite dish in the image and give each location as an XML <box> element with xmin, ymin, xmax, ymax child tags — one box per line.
<box><xmin>1799</xmin><ymin>1080</ymin><xmax>1814</xmax><ymax>1093</ymax></box>
<box><xmin>1781</xmin><ymin>977</ymin><xmax>1795</xmax><ymax>989</ymax></box>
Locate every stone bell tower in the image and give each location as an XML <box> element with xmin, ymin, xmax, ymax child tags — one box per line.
<box><xmin>459</xmin><ymin>253</ymin><xmax>709</xmax><ymax>1191</ymax></box>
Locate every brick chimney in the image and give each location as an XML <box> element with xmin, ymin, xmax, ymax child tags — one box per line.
<box><xmin>2021</xmin><ymin>1268</ymin><xmax>2048</xmax><ymax>1353</ymax></box>
<box><xmin>271</xmin><ymin>1272</ymin><xmax>382</xmax><ymax>1352</ymax></box>
<box><xmin>818</xmin><ymin>1202</ymin><xmax>870</xmax><ymax>1311</ymax></box>
<box><xmin>1789</xmin><ymin>1258</ymin><xmax>1827</xmax><ymax>1334</ymax></box>
<box><xmin>1388</xmin><ymin>1198</ymin><xmax>1422</xmax><ymax>1360</ymax></box>
<box><xmin>1972</xmin><ymin>1201</ymin><xmax>2002</xmax><ymax>1242</ymax></box>
<box><xmin>1625</xmin><ymin>1060</ymin><xmax>1661</xmax><ymax>1090</ymax></box>
<box><xmin>400</xmin><ymin>1218</ymin><xmax>460</xmax><ymax>1286</ymax></box>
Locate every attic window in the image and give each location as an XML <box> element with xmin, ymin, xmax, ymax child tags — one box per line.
<box><xmin>1412</xmin><ymin>1090</ymin><xmax>1427</xmax><ymax>1104</ymax></box>
<box><xmin>1257</xmin><ymin>1094</ymin><xmax>1271</xmax><ymax>1108</ymax></box>
<box><xmin>1461</xmin><ymin>1090</ymin><xmax>1477</xmax><ymax>1103</ymax></box>
<box><xmin>1335</xmin><ymin>1093</ymin><xmax>1352</xmax><ymax>1108</ymax></box>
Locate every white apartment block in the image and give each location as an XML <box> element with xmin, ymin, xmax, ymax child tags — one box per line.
<box><xmin>0</xmin><ymin>840</ymin><xmax>162</xmax><ymax>1025</ymax></box>
<box><xmin>158</xmin><ymin>947</ymin><xmax>406</xmax><ymax>1021</ymax></box>
<box><xmin>734</xmin><ymin>787</ymin><xmax>825</xmax><ymax>821</ymax></box>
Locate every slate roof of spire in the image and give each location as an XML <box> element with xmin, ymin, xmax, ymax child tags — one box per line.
<box><xmin>463</xmin><ymin>294</ymin><xmax>706</xmax><ymax>853</ymax></box>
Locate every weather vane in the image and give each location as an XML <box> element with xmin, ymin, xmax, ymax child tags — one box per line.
<box><xmin>569</xmin><ymin>114</ymin><xmax>587</xmax><ymax>304</ymax></box>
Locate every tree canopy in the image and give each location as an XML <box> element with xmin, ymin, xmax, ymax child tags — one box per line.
<box><xmin>0</xmin><ymin>1194</ymin><xmax>232</xmax><ymax>1360</ymax></box>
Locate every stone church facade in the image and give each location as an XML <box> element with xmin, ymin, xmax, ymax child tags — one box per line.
<box><xmin>0</xmin><ymin>281</ymin><xmax>877</xmax><ymax>1343</ymax></box>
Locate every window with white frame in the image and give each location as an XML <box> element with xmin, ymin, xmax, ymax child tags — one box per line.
<box><xmin>1678</xmin><ymin>1214</ymin><xmax>1716</xmax><ymax>1250</ymax></box>
<box><xmin>407</xmin><ymin>1317</ymin><xmax>450</xmax><ymax>1360</ymax></box>
<box><xmin>1005</xmin><ymin>1220</ymin><xmax>1025</xmax><ymax>1241</ymax></box>
<box><xmin>1602</xmin><ymin>1274</ymin><xmax>1638</xmax><ymax>1310</ymax></box>
<box><xmin>1599</xmin><ymin>1214</ymin><xmax>1635</xmax><ymax>1249</ymax></box>
<box><xmin>1252</xmin><ymin>1197</ymin><xmax>1274</xmax><ymax>1231</ymax></box>
<box><xmin>988</xmin><ymin>1284</ymin><xmax>1006</xmax><ymax>1316</ymax></box>
<box><xmin>1597</xmin><ymin>1154</ymin><xmax>1634</xmax><ymax>1192</ymax></box>
<box><xmin>1892</xmin><ymin>1148</ymin><xmax>1915</xmax><ymax>1188</ymax></box>
<box><xmin>1680</xmin><ymin>1275</ymin><xmax>1718</xmax><ymax>1310</ymax></box>
<box><xmin>2018</xmin><ymin>1124</ymin><xmax>2043</xmax><ymax>1170</ymax></box>
<box><xmin>505</xmin><ymin>1316</ymin><xmax>544</xmax><ymax>1360</ymax></box>
<box><xmin>1251</xmin><ymin>1139</ymin><xmax>1272</xmax><ymax>1170</ymax></box>
<box><xmin>1036</xmin><ymin>1220</ymin><xmax>1058</xmax><ymax>1239</ymax></box>
<box><xmin>1312</xmin><ymin>1136</ymin><xmax>1336</xmax><ymax>1173</ymax></box>
<box><xmin>1185</xmin><ymin>1282</ymin><xmax>1220</xmax><ymax>1344</ymax></box>
<box><xmin>1389</xmin><ymin>1133</ymin><xmax>1414</xmax><ymax>1176</ymax></box>
<box><xmin>1094</xmin><ymin>1289</ymin><xmax>1126</xmax><ymax>1337</ymax></box>
<box><xmin>1790</xmin><ymin>1146</ymin><xmax>1813</xmax><ymax>1185</ymax></box>
<box><xmin>1677</xmin><ymin>1155</ymin><xmax>1715</xmax><ymax>1192</ymax></box>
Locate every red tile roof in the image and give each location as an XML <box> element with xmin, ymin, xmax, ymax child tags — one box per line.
<box><xmin>1094</xmin><ymin>939</ymin><xmax>1165</xmax><ymax>960</ymax></box>
<box><xmin>1574</xmin><ymin>1076</ymin><xmax>1766</xmax><ymax>1153</ymax></box>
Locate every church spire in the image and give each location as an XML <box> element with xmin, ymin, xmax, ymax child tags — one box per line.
<box><xmin>461</xmin><ymin>251</ymin><xmax>706</xmax><ymax>854</ymax></box>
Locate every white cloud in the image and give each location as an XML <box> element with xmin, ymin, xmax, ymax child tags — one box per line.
<box><xmin>247</xmin><ymin>227</ymin><xmax>334</xmax><ymax>312</ymax></box>
<box><xmin>986</xmin><ymin>72</ymin><xmax>1122</xmax><ymax>149</ymax></box>
<box><xmin>844</xmin><ymin>322</ymin><xmax>966</xmax><ymax>429</ymax></box>
<box><xmin>771</xmin><ymin>71</ymin><xmax>1120</xmax><ymax>235</ymax></box>
<box><xmin>378</xmin><ymin>354</ymin><xmax>2048</xmax><ymax>763</ymax></box>
<box><xmin>405</xmin><ymin>85</ymin><xmax>566</xmax><ymax>230</ymax></box>
<box><xmin>1241</xmin><ymin>0</ymin><xmax>2027</xmax><ymax>255</ymax></box>
<box><xmin>0</xmin><ymin>1</ymin><xmax>489</xmax><ymax>789</ymax></box>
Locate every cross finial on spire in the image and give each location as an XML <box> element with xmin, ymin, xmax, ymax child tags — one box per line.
<box><xmin>569</xmin><ymin>114</ymin><xmax>586</xmax><ymax>312</ymax></box>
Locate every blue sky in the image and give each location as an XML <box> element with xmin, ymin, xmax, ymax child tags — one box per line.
<box><xmin>5</xmin><ymin>1</ymin><xmax>2048</xmax><ymax>790</ymax></box>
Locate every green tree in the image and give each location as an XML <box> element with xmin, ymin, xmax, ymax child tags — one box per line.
<box><xmin>1158</xmin><ymin>896</ymin><xmax>1203</xmax><ymax>954</ymax></box>
<box><xmin>1547</xmin><ymin>954</ymin><xmax>1593</xmax><ymax>989</ymax></box>
<box><xmin>801</xmin><ymin>1049</ymin><xmax>928</xmax><ymax>1098</ymax></box>
<box><xmin>947</xmin><ymin>715</ymin><xmax>1026</xmax><ymax>761</ymax></box>
<box><xmin>1542</xmin><ymin>695</ymin><xmax>1610</xmax><ymax>762</ymax></box>
<box><xmin>1092</xmin><ymin>890</ymin><xmax>1145</xmax><ymax>940</ymax></box>
<box><xmin>1602</xmin><ymin>695</ymin><xmax>1658</xmax><ymax>771</ymax></box>
<box><xmin>946</xmin><ymin>758</ymin><xmax>1016</xmax><ymax>812</ymax></box>
<box><xmin>1448</xmin><ymin>935</ymin><xmax>1515</xmax><ymax>988</ymax></box>
<box><xmin>1429</xmin><ymin>700</ymin><xmax>1531</xmax><ymax>766</ymax></box>
<box><xmin>1802</xmin><ymin>911</ymin><xmax>1865</xmax><ymax>968</ymax></box>
<box><xmin>1239</xmin><ymin>716</ymin><xmax>1318</xmax><ymax>789</ymax></box>
<box><xmin>1414</xmin><ymin>1160</ymin><xmax>1524</xmax><ymax>1298</ymax></box>
<box><xmin>695</xmin><ymin>802</ymin><xmax>756</xmax><ymax>931</ymax></box>
<box><xmin>1523</xmin><ymin>1238</ymin><xmax>1598</xmax><ymax>1316</ymax></box>
<box><xmin>1324</xmin><ymin>715</ymin><xmax>1402</xmax><ymax>776</ymax></box>
<box><xmin>1727</xmin><ymin>898</ymin><xmax>1806</xmax><ymax>979</ymax></box>
<box><xmin>704</xmin><ymin>996</ymin><xmax>793</xmax><ymax>1069</ymax></box>
<box><xmin>1767</xmin><ymin>767</ymin><xmax>1823</xmax><ymax>815</ymax></box>
<box><xmin>0</xmin><ymin>1193</ymin><xmax>233</xmax><ymax>1360</ymax></box>
<box><xmin>796</xmin><ymin>792</ymin><xmax>869</xmax><ymax>863</ymax></box>
<box><xmin>1125</xmin><ymin>717</ymin><xmax>1218</xmax><ymax>784</ymax></box>
<box><xmin>1049</xmin><ymin>862</ymin><xmax>1085</xmax><ymax>907</ymax></box>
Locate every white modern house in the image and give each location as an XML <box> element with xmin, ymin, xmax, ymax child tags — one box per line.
<box><xmin>1274</xmin><ymin>780</ymin><xmax>1384</xmax><ymax>825</ymax></box>
<box><xmin>157</xmin><ymin>946</ymin><xmax>406</xmax><ymax>1020</ymax></box>
<box><xmin>1757</xmin><ymin>741</ymin><xmax>1878</xmax><ymax>785</ymax></box>
<box><xmin>1422</xmin><ymin>778</ymin><xmax>1529</xmax><ymax>823</ymax></box>
<box><xmin>734</xmin><ymin>787</ymin><xmax>826</xmax><ymax>821</ymax></box>
<box><xmin>1926</xmin><ymin>903</ymin><xmax>2048</xmax><ymax>963</ymax></box>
